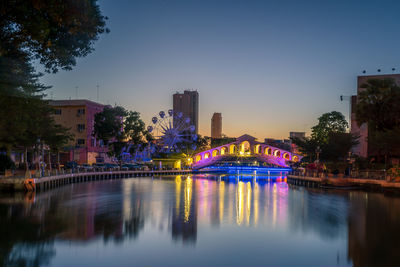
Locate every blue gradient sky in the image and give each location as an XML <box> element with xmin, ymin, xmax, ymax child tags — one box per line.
<box><xmin>40</xmin><ymin>0</ymin><xmax>400</xmax><ymax>140</ymax></box>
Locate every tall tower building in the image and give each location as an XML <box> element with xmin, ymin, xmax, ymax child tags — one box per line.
<box><xmin>173</xmin><ymin>90</ymin><xmax>199</xmax><ymax>134</ymax></box>
<box><xmin>211</xmin><ymin>113</ymin><xmax>222</xmax><ymax>139</ymax></box>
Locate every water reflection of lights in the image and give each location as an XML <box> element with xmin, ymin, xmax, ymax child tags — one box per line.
<box><xmin>175</xmin><ymin>176</ymin><xmax>181</xmax><ymax>213</ymax></box>
<box><xmin>173</xmin><ymin>175</ymin><xmax>289</xmax><ymax>228</ymax></box>
<box><xmin>246</xmin><ymin>182</ymin><xmax>251</xmax><ymax>225</ymax></box>
<box><xmin>254</xmin><ymin>183</ymin><xmax>259</xmax><ymax>226</ymax></box>
<box><xmin>272</xmin><ymin>183</ymin><xmax>277</xmax><ymax>227</ymax></box>
<box><xmin>219</xmin><ymin>181</ymin><xmax>225</xmax><ymax>223</ymax></box>
<box><xmin>184</xmin><ymin>178</ymin><xmax>192</xmax><ymax>223</ymax></box>
<box><xmin>236</xmin><ymin>181</ymin><xmax>244</xmax><ymax>225</ymax></box>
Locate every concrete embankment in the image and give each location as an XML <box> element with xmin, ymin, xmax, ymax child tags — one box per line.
<box><xmin>287</xmin><ymin>175</ymin><xmax>400</xmax><ymax>193</ymax></box>
<box><xmin>0</xmin><ymin>170</ymin><xmax>192</xmax><ymax>192</ymax></box>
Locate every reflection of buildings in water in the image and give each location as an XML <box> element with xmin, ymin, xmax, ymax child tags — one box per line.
<box><xmin>55</xmin><ymin>183</ymin><xmax>124</xmax><ymax>241</ymax></box>
<box><xmin>347</xmin><ymin>192</ymin><xmax>400</xmax><ymax>267</ymax></box>
<box><xmin>172</xmin><ymin>177</ymin><xmax>197</xmax><ymax>243</ymax></box>
<box><xmin>122</xmin><ymin>179</ymin><xmax>145</xmax><ymax>239</ymax></box>
<box><xmin>287</xmin><ymin>187</ymin><xmax>348</xmax><ymax>239</ymax></box>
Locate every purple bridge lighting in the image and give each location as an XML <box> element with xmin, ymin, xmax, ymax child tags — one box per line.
<box><xmin>191</xmin><ymin>134</ymin><xmax>302</xmax><ymax>170</ymax></box>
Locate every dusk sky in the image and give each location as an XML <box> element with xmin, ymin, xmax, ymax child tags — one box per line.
<box><xmin>39</xmin><ymin>0</ymin><xmax>400</xmax><ymax>140</ymax></box>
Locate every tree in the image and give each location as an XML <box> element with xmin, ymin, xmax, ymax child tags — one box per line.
<box><xmin>355</xmin><ymin>78</ymin><xmax>400</xmax><ymax>163</ymax></box>
<box><xmin>321</xmin><ymin>132</ymin><xmax>358</xmax><ymax>162</ymax></box>
<box><xmin>93</xmin><ymin>106</ymin><xmax>127</xmax><ymax>146</ymax></box>
<box><xmin>291</xmin><ymin>136</ymin><xmax>319</xmax><ymax>162</ymax></box>
<box><xmin>0</xmin><ymin>1</ymin><xmax>108</xmax><ymax>168</ymax></box>
<box><xmin>356</xmin><ymin>78</ymin><xmax>400</xmax><ymax>131</ymax></box>
<box><xmin>124</xmin><ymin>111</ymin><xmax>153</xmax><ymax>158</ymax></box>
<box><xmin>93</xmin><ymin>106</ymin><xmax>127</xmax><ymax>160</ymax></box>
<box><xmin>311</xmin><ymin>111</ymin><xmax>348</xmax><ymax>144</ymax></box>
<box><xmin>292</xmin><ymin>111</ymin><xmax>357</xmax><ymax>164</ymax></box>
<box><xmin>195</xmin><ymin>135</ymin><xmax>209</xmax><ymax>152</ymax></box>
<box><xmin>42</xmin><ymin>121</ymin><xmax>73</xmax><ymax>171</ymax></box>
<box><xmin>93</xmin><ymin>107</ymin><xmax>152</xmax><ymax>164</ymax></box>
<box><xmin>1</xmin><ymin>0</ymin><xmax>109</xmax><ymax>74</ymax></box>
<box><xmin>368</xmin><ymin>127</ymin><xmax>400</xmax><ymax>164</ymax></box>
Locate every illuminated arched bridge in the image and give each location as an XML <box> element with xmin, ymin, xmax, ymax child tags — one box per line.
<box><xmin>191</xmin><ymin>134</ymin><xmax>301</xmax><ymax>170</ymax></box>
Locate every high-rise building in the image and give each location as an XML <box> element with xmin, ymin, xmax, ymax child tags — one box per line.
<box><xmin>173</xmin><ymin>90</ymin><xmax>199</xmax><ymax>134</ymax></box>
<box><xmin>49</xmin><ymin>99</ymin><xmax>109</xmax><ymax>164</ymax></box>
<box><xmin>350</xmin><ymin>74</ymin><xmax>400</xmax><ymax>158</ymax></box>
<box><xmin>211</xmin><ymin>113</ymin><xmax>222</xmax><ymax>139</ymax></box>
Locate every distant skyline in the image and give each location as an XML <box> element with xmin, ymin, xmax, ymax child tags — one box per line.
<box><xmin>39</xmin><ymin>0</ymin><xmax>400</xmax><ymax>140</ymax></box>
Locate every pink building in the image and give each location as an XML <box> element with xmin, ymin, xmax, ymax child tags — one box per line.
<box><xmin>50</xmin><ymin>99</ymin><xmax>110</xmax><ymax>164</ymax></box>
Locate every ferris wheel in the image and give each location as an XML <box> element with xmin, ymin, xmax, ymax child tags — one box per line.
<box><xmin>147</xmin><ymin>109</ymin><xmax>198</xmax><ymax>153</ymax></box>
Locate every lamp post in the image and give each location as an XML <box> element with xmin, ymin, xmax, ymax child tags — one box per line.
<box><xmin>315</xmin><ymin>146</ymin><xmax>321</xmax><ymax>164</ymax></box>
<box><xmin>346</xmin><ymin>151</ymin><xmax>353</xmax><ymax>177</ymax></box>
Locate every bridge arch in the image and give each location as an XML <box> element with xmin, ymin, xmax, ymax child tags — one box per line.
<box><xmin>283</xmin><ymin>152</ymin><xmax>290</xmax><ymax>160</ymax></box>
<box><xmin>229</xmin><ymin>144</ymin><xmax>237</xmax><ymax>154</ymax></box>
<box><xmin>292</xmin><ymin>155</ymin><xmax>299</xmax><ymax>162</ymax></box>
<box><xmin>204</xmin><ymin>152</ymin><xmax>211</xmax><ymax>159</ymax></box>
<box><xmin>264</xmin><ymin>147</ymin><xmax>272</xmax><ymax>156</ymax></box>
<box><xmin>195</xmin><ymin>154</ymin><xmax>202</xmax><ymax>163</ymax></box>
<box><xmin>239</xmin><ymin>141</ymin><xmax>250</xmax><ymax>154</ymax></box>
<box><xmin>274</xmin><ymin>150</ymin><xmax>281</xmax><ymax>158</ymax></box>
<box><xmin>221</xmin><ymin>146</ymin><xmax>227</xmax><ymax>155</ymax></box>
<box><xmin>254</xmin><ymin>144</ymin><xmax>261</xmax><ymax>154</ymax></box>
<box><xmin>212</xmin><ymin>149</ymin><xmax>219</xmax><ymax>157</ymax></box>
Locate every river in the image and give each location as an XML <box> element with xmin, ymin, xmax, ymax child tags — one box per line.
<box><xmin>1</xmin><ymin>174</ymin><xmax>399</xmax><ymax>267</ymax></box>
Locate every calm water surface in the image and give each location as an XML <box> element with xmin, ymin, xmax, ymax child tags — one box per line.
<box><xmin>1</xmin><ymin>174</ymin><xmax>400</xmax><ymax>267</ymax></box>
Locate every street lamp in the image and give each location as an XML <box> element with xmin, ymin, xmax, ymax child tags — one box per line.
<box><xmin>346</xmin><ymin>151</ymin><xmax>353</xmax><ymax>177</ymax></box>
<box><xmin>315</xmin><ymin>146</ymin><xmax>321</xmax><ymax>164</ymax></box>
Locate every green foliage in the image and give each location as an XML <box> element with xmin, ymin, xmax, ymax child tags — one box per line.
<box><xmin>195</xmin><ymin>135</ymin><xmax>209</xmax><ymax>152</ymax></box>
<box><xmin>368</xmin><ymin>127</ymin><xmax>400</xmax><ymax>158</ymax></box>
<box><xmin>43</xmin><ymin>119</ymin><xmax>74</xmax><ymax>153</ymax></box>
<box><xmin>93</xmin><ymin>106</ymin><xmax>152</xmax><ymax>161</ymax></box>
<box><xmin>355</xmin><ymin>78</ymin><xmax>400</xmax><ymax>162</ymax></box>
<box><xmin>311</xmin><ymin>111</ymin><xmax>348</xmax><ymax>144</ymax></box>
<box><xmin>0</xmin><ymin>0</ymin><xmax>109</xmax><ymax>73</ymax></box>
<box><xmin>0</xmin><ymin>0</ymin><xmax>107</xmax><ymax>164</ymax></box>
<box><xmin>291</xmin><ymin>136</ymin><xmax>319</xmax><ymax>161</ymax></box>
<box><xmin>93</xmin><ymin>106</ymin><xmax>127</xmax><ymax>146</ymax></box>
<box><xmin>356</xmin><ymin>78</ymin><xmax>400</xmax><ymax>131</ymax></box>
<box><xmin>388</xmin><ymin>165</ymin><xmax>400</xmax><ymax>178</ymax></box>
<box><xmin>124</xmin><ymin>110</ymin><xmax>153</xmax><ymax>155</ymax></box>
<box><xmin>0</xmin><ymin>154</ymin><xmax>15</xmax><ymax>172</ymax></box>
<box><xmin>320</xmin><ymin>132</ymin><xmax>358</xmax><ymax>162</ymax></box>
<box><xmin>0</xmin><ymin>94</ymin><xmax>72</xmax><ymax>156</ymax></box>
<box><xmin>292</xmin><ymin>111</ymin><xmax>357</xmax><ymax>163</ymax></box>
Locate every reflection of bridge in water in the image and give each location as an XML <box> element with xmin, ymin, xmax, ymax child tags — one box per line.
<box><xmin>191</xmin><ymin>134</ymin><xmax>302</xmax><ymax>170</ymax></box>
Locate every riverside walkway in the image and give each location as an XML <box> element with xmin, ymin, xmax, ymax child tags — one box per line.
<box><xmin>287</xmin><ymin>174</ymin><xmax>400</xmax><ymax>193</ymax></box>
<box><xmin>0</xmin><ymin>169</ymin><xmax>192</xmax><ymax>192</ymax></box>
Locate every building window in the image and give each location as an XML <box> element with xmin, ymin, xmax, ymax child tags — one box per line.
<box><xmin>77</xmin><ymin>124</ymin><xmax>85</xmax><ymax>132</ymax></box>
<box><xmin>77</xmin><ymin>139</ymin><xmax>85</xmax><ymax>145</ymax></box>
<box><xmin>77</xmin><ymin>108</ymin><xmax>85</xmax><ymax>116</ymax></box>
<box><xmin>54</xmin><ymin>109</ymin><xmax>62</xmax><ymax>115</ymax></box>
